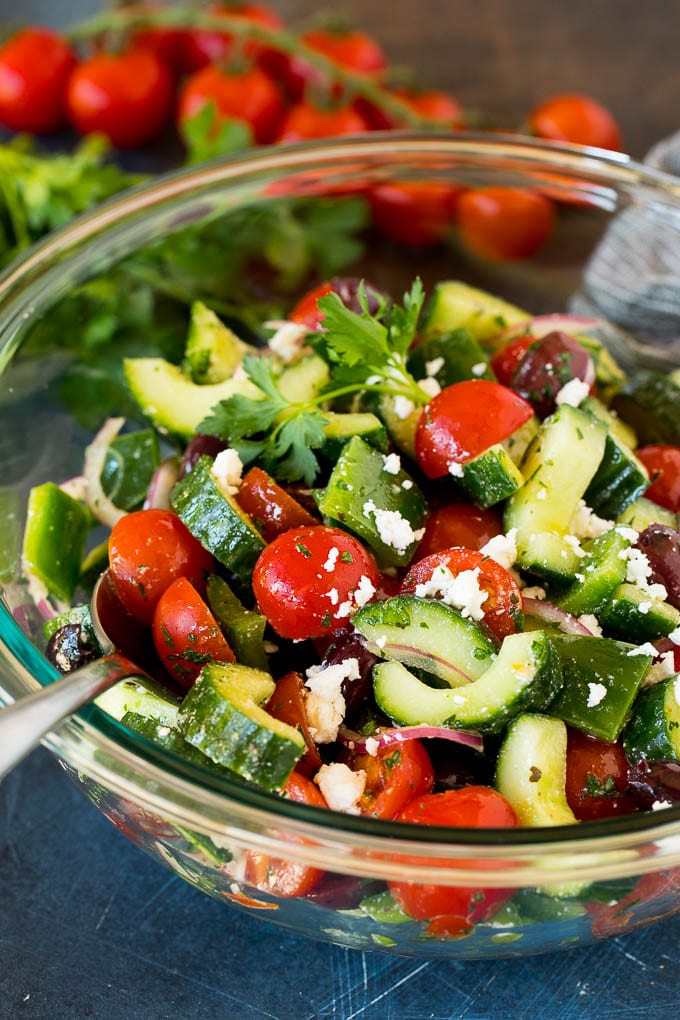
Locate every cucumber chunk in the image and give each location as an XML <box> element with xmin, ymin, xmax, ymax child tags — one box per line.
<box><xmin>373</xmin><ymin>630</ymin><xmax>562</xmax><ymax>734</ymax></box>
<box><xmin>495</xmin><ymin>713</ymin><xmax>577</xmax><ymax>827</ymax></box>
<box><xmin>22</xmin><ymin>483</ymin><xmax>90</xmax><ymax>604</ymax></box>
<box><xmin>599</xmin><ymin>583</ymin><xmax>680</xmax><ymax>641</ymax></box>
<box><xmin>617</xmin><ymin>497</ymin><xmax>679</xmax><ymax>533</ymax></box>
<box><xmin>353</xmin><ymin>594</ymin><xmax>496</xmax><ymax>688</ymax></box>
<box><xmin>183</xmin><ymin>300</ymin><xmax>254</xmax><ymax>384</ymax></box>
<box><xmin>100</xmin><ymin>428</ymin><xmax>161</xmax><ymax>512</ymax></box>
<box><xmin>406</xmin><ymin>328</ymin><xmax>493</xmax><ymax>386</ymax></box>
<box><xmin>178</xmin><ymin>662</ymin><xmax>305</xmax><ymax>790</ymax></box>
<box><xmin>623</xmin><ymin>675</ymin><xmax>680</xmax><ymax>763</ymax></box>
<box><xmin>556</xmin><ymin>527</ymin><xmax>631</xmax><ymax>616</ymax></box>
<box><xmin>422</xmin><ymin>280</ymin><xmax>528</xmax><ymax>346</ymax></box>
<box><xmin>583</xmin><ymin>433</ymin><xmax>649</xmax><ymax>519</ymax></box>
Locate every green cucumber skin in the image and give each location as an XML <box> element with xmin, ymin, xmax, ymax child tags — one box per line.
<box><xmin>459</xmin><ymin>444</ymin><xmax>525</xmax><ymax>508</ymax></box>
<box><xmin>101</xmin><ymin>429</ymin><xmax>161</xmax><ymax>512</ymax></box>
<box><xmin>617</xmin><ymin>497</ymin><xmax>679</xmax><ymax>533</ymax></box>
<box><xmin>549</xmin><ymin>635</ymin><xmax>652</xmax><ymax>742</ymax></box>
<box><xmin>599</xmin><ymin>583</ymin><xmax>680</xmax><ymax>641</ymax></box>
<box><xmin>353</xmin><ymin>594</ymin><xmax>496</xmax><ymax>687</ymax></box>
<box><xmin>583</xmin><ymin>434</ymin><xmax>649</xmax><ymax>519</ymax></box>
<box><xmin>206</xmin><ymin>575</ymin><xmax>269</xmax><ymax>671</ymax></box>
<box><xmin>407</xmin><ymin>329</ymin><xmax>493</xmax><ymax>386</ymax></box>
<box><xmin>22</xmin><ymin>482</ymin><xmax>91</xmax><ymax>604</ymax></box>
<box><xmin>556</xmin><ymin>527</ymin><xmax>631</xmax><ymax>617</ymax></box>
<box><xmin>495</xmin><ymin>713</ymin><xmax>577</xmax><ymax>827</ymax></box>
<box><xmin>623</xmin><ymin>677</ymin><xmax>680</xmax><ymax>763</ymax></box>
<box><xmin>171</xmin><ymin>455</ymin><xmax>266</xmax><ymax>583</ymax></box>
<box><xmin>373</xmin><ymin>630</ymin><xmax>562</xmax><ymax>734</ymax></box>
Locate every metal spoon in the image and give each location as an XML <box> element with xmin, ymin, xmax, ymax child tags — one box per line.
<box><xmin>0</xmin><ymin>571</ymin><xmax>161</xmax><ymax>782</ymax></box>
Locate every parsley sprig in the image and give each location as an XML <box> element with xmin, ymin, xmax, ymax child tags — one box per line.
<box><xmin>199</xmin><ymin>280</ymin><xmax>433</xmax><ymax>485</ymax></box>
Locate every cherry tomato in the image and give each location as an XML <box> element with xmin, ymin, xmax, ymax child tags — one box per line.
<box><xmin>244</xmin><ymin>771</ymin><xmax>328</xmax><ymax>897</ymax></box>
<box><xmin>401</xmin><ymin>547</ymin><xmax>523</xmax><ymax>640</ymax></box>
<box><xmin>637</xmin><ymin>445</ymin><xmax>680</xmax><ymax>513</ymax></box>
<box><xmin>266</xmin><ymin>670</ymin><xmax>322</xmax><ymax>777</ymax></box>
<box><xmin>565</xmin><ymin>729</ymin><xmax>639</xmax><ymax>821</ymax></box>
<box><xmin>0</xmin><ymin>28</ymin><xmax>76</xmax><ymax>134</ymax></box>
<box><xmin>489</xmin><ymin>335</ymin><xmax>535</xmax><ymax>386</ymax></box>
<box><xmin>66</xmin><ymin>48</ymin><xmax>174</xmax><ymax>148</ymax></box>
<box><xmin>130</xmin><ymin>4</ymin><xmax>188</xmax><ymax>75</ymax></box>
<box><xmin>288</xmin><ymin>277</ymin><xmax>386</xmax><ymax>330</ymax></box>
<box><xmin>152</xmin><ymin>576</ymin><xmax>235</xmax><ymax>687</ymax></box>
<box><xmin>288</xmin><ymin>281</ymin><xmax>334</xmax><ymax>329</ymax></box>
<box><xmin>350</xmin><ymin>738</ymin><xmax>434</xmax><ymax>820</ymax></box>
<box><xmin>108</xmin><ymin>508</ymin><xmax>214</xmax><ymax>626</ymax></box>
<box><xmin>178</xmin><ymin>2</ymin><xmax>284</xmax><ymax>72</ymax></box>
<box><xmin>414</xmin><ymin>504</ymin><xmax>503</xmax><ymax>560</ymax></box>
<box><xmin>388</xmin><ymin>787</ymin><xmax>518</xmax><ymax>927</ymax></box>
<box><xmin>369</xmin><ymin>182</ymin><xmax>461</xmax><ymax>248</ymax></box>
<box><xmin>276</xmin><ymin>27</ymin><xmax>386</xmax><ymax>102</ymax></box>
<box><xmin>415</xmin><ymin>379</ymin><xmax>535</xmax><ymax>479</ymax></box>
<box><xmin>252</xmin><ymin>525</ymin><xmax>380</xmax><ymax>641</ymax></box>
<box><xmin>456</xmin><ymin>187</ymin><xmax>556</xmax><ymax>261</ymax></box>
<box><xmin>358</xmin><ymin>86</ymin><xmax>464</xmax><ymax>131</ymax></box>
<box><xmin>178</xmin><ymin>63</ymin><xmax>284</xmax><ymax>145</ymax></box>
<box><xmin>236</xmin><ymin>467</ymin><xmax>317</xmax><ymax>542</ymax></box>
<box><xmin>276</xmin><ymin>100</ymin><xmax>369</xmax><ymax>143</ymax></box>
<box><xmin>528</xmin><ymin>93</ymin><xmax>623</xmax><ymax>151</ymax></box>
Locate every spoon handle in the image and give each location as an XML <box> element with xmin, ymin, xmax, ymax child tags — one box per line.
<box><xmin>0</xmin><ymin>653</ymin><xmax>140</xmax><ymax>781</ymax></box>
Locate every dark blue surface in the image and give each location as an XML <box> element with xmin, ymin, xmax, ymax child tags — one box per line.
<box><xmin>1</xmin><ymin>747</ymin><xmax>680</xmax><ymax>1019</ymax></box>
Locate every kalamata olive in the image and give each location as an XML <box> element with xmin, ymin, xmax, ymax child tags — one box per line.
<box><xmin>179</xmin><ymin>433</ymin><xmax>228</xmax><ymax>477</ymax></box>
<box><xmin>328</xmin><ymin>277</ymin><xmax>388</xmax><ymax>317</ymax></box>
<box><xmin>304</xmin><ymin>873</ymin><xmax>376</xmax><ymax>909</ymax></box>
<box><xmin>321</xmin><ymin>629</ymin><xmax>379</xmax><ymax>724</ymax></box>
<box><xmin>46</xmin><ymin>623</ymin><xmax>98</xmax><ymax>674</ymax></box>
<box><xmin>627</xmin><ymin>758</ymin><xmax>680</xmax><ymax>808</ymax></box>
<box><xmin>509</xmin><ymin>330</ymin><xmax>593</xmax><ymax>418</ymax></box>
<box><xmin>428</xmin><ymin>739</ymin><xmax>495</xmax><ymax>791</ymax></box>
<box><xmin>637</xmin><ymin>524</ymin><xmax>680</xmax><ymax>609</ymax></box>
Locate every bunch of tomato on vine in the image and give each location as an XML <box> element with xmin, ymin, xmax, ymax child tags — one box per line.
<box><xmin>0</xmin><ymin>3</ymin><xmax>624</xmax><ymax>260</ymax></box>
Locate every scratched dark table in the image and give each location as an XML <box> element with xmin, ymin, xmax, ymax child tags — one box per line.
<box><xmin>2</xmin><ymin>1</ymin><xmax>680</xmax><ymax>1017</ymax></box>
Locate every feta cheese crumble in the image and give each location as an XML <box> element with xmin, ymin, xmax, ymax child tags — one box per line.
<box><xmin>480</xmin><ymin>528</ymin><xmax>518</xmax><ymax>572</ymax></box>
<box><xmin>305</xmin><ymin>657</ymin><xmax>359</xmax><ymax>743</ymax></box>
<box><xmin>586</xmin><ymin>682</ymin><xmax>607</xmax><ymax>707</ymax></box>
<box><xmin>382</xmin><ymin>452</ymin><xmax>401</xmax><ymax>475</ymax></box>
<box><xmin>624</xmin><ymin>547</ymin><xmax>667</xmax><ymax>601</ymax></box>
<box><xmin>362</xmin><ymin>499</ymin><xmax>425</xmax><ymax>555</ymax></box>
<box><xmin>354</xmin><ymin>574</ymin><xmax>377</xmax><ymax>608</ymax></box>
<box><xmin>569</xmin><ymin>500</ymin><xmax>613</xmax><ymax>540</ymax></box>
<box><xmin>315</xmin><ymin>762</ymin><xmax>366</xmax><ymax>813</ymax></box>
<box><xmin>425</xmin><ymin>356</ymin><xmax>445</xmax><ymax>377</ymax></box>
<box><xmin>578</xmin><ymin>613</ymin><xmax>603</xmax><ymax>636</ymax></box>
<box><xmin>323</xmin><ymin>546</ymin><xmax>340</xmax><ymax>572</ymax></box>
<box><xmin>414</xmin><ymin>564</ymin><xmax>488</xmax><ymax>621</ymax></box>
<box><xmin>417</xmin><ymin>376</ymin><xmax>442</xmax><ymax>399</ymax></box>
<box><xmin>265</xmin><ymin>320</ymin><xmax>309</xmax><ymax>362</ymax></box>
<box><xmin>448</xmin><ymin>460</ymin><xmax>465</xmax><ymax>478</ymax></box>
<box><xmin>210</xmin><ymin>448</ymin><xmax>243</xmax><ymax>496</ymax></box>
<box><xmin>555</xmin><ymin>377</ymin><xmax>590</xmax><ymax>408</ymax></box>
<box><xmin>393</xmin><ymin>395</ymin><xmax>415</xmax><ymax>420</ymax></box>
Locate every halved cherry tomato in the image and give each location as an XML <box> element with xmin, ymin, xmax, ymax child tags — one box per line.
<box><xmin>244</xmin><ymin>771</ymin><xmax>328</xmax><ymax>897</ymax></box>
<box><xmin>401</xmin><ymin>547</ymin><xmax>523</xmax><ymax>640</ymax></box>
<box><xmin>178</xmin><ymin>2</ymin><xmax>284</xmax><ymax>73</ymax></box>
<box><xmin>152</xmin><ymin>576</ymin><xmax>235</xmax><ymax>687</ymax></box>
<box><xmin>266</xmin><ymin>671</ymin><xmax>322</xmax><ymax>777</ymax></box>
<box><xmin>252</xmin><ymin>525</ymin><xmax>380</xmax><ymax>641</ymax></box>
<box><xmin>565</xmin><ymin>729</ymin><xmax>639</xmax><ymax>821</ymax></box>
<box><xmin>349</xmin><ymin>738</ymin><xmax>434</xmax><ymax>819</ymax></box>
<box><xmin>66</xmin><ymin>47</ymin><xmax>174</xmax><ymax>148</ymax></box>
<box><xmin>0</xmin><ymin>28</ymin><xmax>77</xmax><ymax>134</ymax></box>
<box><xmin>178</xmin><ymin>63</ymin><xmax>284</xmax><ymax>145</ymax></box>
<box><xmin>276</xmin><ymin>100</ymin><xmax>369</xmax><ymax>143</ymax></box>
<box><xmin>489</xmin><ymin>335</ymin><xmax>535</xmax><ymax>387</ymax></box>
<box><xmin>414</xmin><ymin>504</ymin><xmax>503</xmax><ymax>560</ymax></box>
<box><xmin>414</xmin><ymin>379</ymin><xmax>534</xmax><ymax>479</ymax></box>
<box><xmin>108</xmin><ymin>508</ymin><xmax>215</xmax><ymax>626</ymax></box>
<box><xmin>636</xmin><ymin>445</ymin><xmax>680</xmax><ymax>513</ymax></box>
<box><xmin>288</xmin><ymin>281</ymin><xmax>334</xmax><ymax>329</ymax></box>
<box><xmin>236</xmin><ymin>466</ymin><xmax>317</xmax><ymax>541</ymax></box>
<box><xmin>456</xmin><ymin>187</ymin><xmax>556</xmax><ymax>261</ymax></box>
<box><xmin>528</xmin><ymin>93</ymin><xmax>623</xmax><ymax>151</ymax></box>
<box><xmin>388</xmin><ymin>787</ymin><xmax>518</xmax><ymax>927</ymax></box>
<box><xmin>276</xmin><ymin>27</ymin><xmax>386</xmax><ymax>102</ymax></box>
<box><xmin>288</xmin><ymin>277</ymin><xmax>385</xmax><ymax>330</ymax></box>
<box><xmin>369</xmin><ymin>182</ymin><xmax>461</xmax><ymax>248</ymax></box>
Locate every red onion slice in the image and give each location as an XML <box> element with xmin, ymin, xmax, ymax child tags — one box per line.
<box><xmin>84</xmin><ymin>417</ymin><xmax>127</xmax><ymax>529</ymax></box>
<box><xmin>338</xmin><ymin>724</ymin><xmax>484</xmax><ymax>755</ymax></box>
<box><xmin>523</xmin><ymin>597</ymin><xmax>594</xmax><ymax>635</ymax></box>
<box><xmin>144</xmin><ymin>456</ymin><xmax>180</xmax><ymax>510</ymax></box>
<box><xmin>494</xmin><ymin>313</ymin><xmax>602</xmax><ymax>347</ymax></box>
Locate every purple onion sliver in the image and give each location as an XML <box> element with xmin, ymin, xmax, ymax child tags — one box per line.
<box><xmin>523</xmin><ymin>597</ymin><xmax>593</xmax><ymax>635</ymax></box>
<box><xmin>338</xmin><ymin>724</ymin><xmax>484</xmax><ymax>755</ymax></box>
<box><xmin>144</xmin><ymin>456</ymin><xmax>180</xmax><ymax>510</ymax></box>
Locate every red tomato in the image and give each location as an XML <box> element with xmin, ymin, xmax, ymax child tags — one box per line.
<box><xmin>0</xmin><ymin>28</ymin><xmax>76</xmax><ymax>134</ymax></box>
<box><xmin>565</xmin><ymin>729</ymin><xmax>639</xmax><ymax>821</ymax></box>
<box><xmin>637</xmin><ymin>445</ymin><xmax>680</xmax><ymax>513</ymax></box>
<box><xmin>252</xmin><ymin>525</ymin><xmax>380</xmax><ymax>640</ymax></box>
<box><xmin>456</xmin><ymin>187</ymin><xmax>556</xmax><ymax>261</ymax></box>
<box><xmin>350</xmin><ymin>738</ymin><xmax>434</xmax><ymax>820</ymax></box>
<box><xmin>266</xmin><ymin>671</ymin><xmax>322</xmax><ymax>777</ymax></box>
<box><xmin>401</xmin><ymin>547</ymin><xmax>523</xmax><ymax>640</ymax></box>
<box><xmin>369</xmin><ymin>182</ymin><xmax>461</xmax><ymax>248</ymax></box>
<box><xmin>152</xmin><ymin>576</ymin><xmax>235</xmax><ymax>687</ymax></box>
<box><xmin>178</xmin><ymin>2</ymin><xmax>284</xmax><ymax>73</ymax></box>
<box><xmin>288</xmin><ymin>281</ymin><xmax>334</xmax><ymax>329</ymax></box>
<box><xmin>131</xmin><ymin>4</ymin><xmax>188</xmax><ymax>74</ymax></box>
<box><xmin>528</xmin><ymin>93</ymin><xmax>623</xmax><ymax>151</ymax></box>
<box><xmin>288</xmin><ymin>277</ymin><xmax>385</xmax><ymax>330</ymax></box>
<box><xmin>244</xmin><ymin>771</ymin><xmax>328</xmax><ymax>897</ymax></box>
<box><xmin>388</xmin><ymin>787</ymin><xmax>518</xmax><ymax>927</ymax></box>
<box><xmin>178</xmin><ymin>63</ymin><xmax>284</xmax><ymax>145</ymax></box>
<box><xmin>415</xmin><ymin>379</ymin><xmax>534</xmax><ymax>479</ymax></box>
<box><xmin>489</xmin><ymin>335</ymin><xmax>535</xmax><ymax>386</ymax></box>
<box><xmin>276</xmin><ymin>100</ymin><xmax>369</xmax><ymax>143</ymax></box>
<box><xmin>414</xmin><ymin>504</ymin><xmax>503</xmax><ymax>560</ymax></box>
<box><xmin>277</xmin><ymin>27</ymin><xmax>386</xmax><ymax>102</ymax></box>
<box><xmin>358</xmin><ymin>86</ymin><xmax>464</xmax><ymax>131</ymax></box>
<box><xmin>66</xmin><ymin>48</ymin><xmax>174</xmax><ymax>148</ymax></box>
<box><xmin>108</xmin><ymin>508</ymin><xmax>214</xmax><ymax>626</ymax></box>
<box><xmin>236</xmin><ymin>467</ymin><xmax>317</xmax><ymax>542</ymax></box>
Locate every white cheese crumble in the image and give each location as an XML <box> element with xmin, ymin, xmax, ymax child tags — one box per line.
<box><xmin>644</xmin><ymin>651</ymin><xmax>678</xmax><ymax>688</ymax></box>
<box><xmin>315</xmin><ymin>762</ymin><xmax>366</xmax><ymax>814</ymax></box>
<box><xmin>364</xmin><ymin>736</ymin><xmax>380</xmax><ymax>756</ymax></box>
<box><xmin>402</xmin><ymin>479</ymin><xmax>413</xmax><ymax>490</ymax></box>
<box><xmin>555</xmin><ymin>377</ymin><xmax>590</xmax><ymax>407</ymax></box>
<box><xmin>325</xmin><ymin>587</ymin><xmax>339</xmax><ymax>605</ymax></box>
<box><xmin>522</xmin><ymin>585</ymin><xmax>547</xmax><ymax>600</ymax></box>
<box><xmin>471</xmin><ymin>362</ymin><xmax>487</xmax><ymax>377</ymax></box>
<box><xmin>382</xmin><ymin>452</ymin><xmax>401</xmax><ymax>475</ymax></box>
<box><xmin>578</xmin><ymin>613</ymin><xmax>603</xmax><ymax>636</ymax></box>
<box><xmin>480</xmin><ymin>528</ymin><xmax>517</xmax><ymax>572</ymax></box>
<box><xmin>425</xmin><ymin>356</ymin><xmax>445</xmax><ymax>377</ymax></box>
<box><xmin>393</xmin><ymin>395</ymin><xmax>415</xmax><ymax>420</ymax></box>
<box><xmin>563</xmin><ymin>533</ymin><xmax>586</xmax><ymax>557</ymax></box>
<box><xmin>615</xmin><ymin>526</ymin><xmax>640</xmax><ymax>544</ymax></box>
<box><xmin>323</xmin><ymin>546</ymin><xmax>340</xmax><ymax>572</ymax></box>
<box><xmin>627</xmin><ymin>642</ymin><xmax>658</xmax><ymax>657</ymax></box>
<box><xmin>675</xmin><ymin>676</ymin><xmax>680</xmax><ymax>707</ymax></box>
<box><xmin>210</xmin><ymin>448</ymin><xmax>243</xmax><ymax>496</ymax></box>
<box><xmin>362</xmin><ymin>499</ymin><xmax>424</xmax><ymax>555</ymax></box>
<box><xmin>624</xmin><ymin>548</ymin><xmax>667</xmax><ymax>601</ymax></box>
<box><xmin>417</xmin><ymin>376</ymin><xmax>441</xmax><ymax>399</ymax></box>
<box><xmin>448</xmin><ymin>460</ymin><xmax>465</xmax><ymax>478</ymax></box>
<box><xmin>586</xmin><ymin>682</ymin><xmax>607</xmax><ymax>707</ymax></box>
<box><xmin>304</xmin><ymin>657</ymin><xmax>359</xmax><ymax>743</ymax></box>
<box><xmin>414</xmin><ymin>564</ymin><xmax>488</xmax><ymax>621</ymax></box>
<box><xmin>265</xmin><ymin>320</ymin><xmax>309</xmax><ymax>362</ymax></box>
<box><xmin>669</xmin><ymin>626</ymin><xmax>680</xmax><ymax>646</ymax></box>
<box><xmin>354</xmin><ymin>574</ymin><xmax>377</xmax><ymax>608</ymax></box>
<box><xmin>569</xmin><ymin>500</ymin><xmax>613</xmax><ymax>540</ymax></box>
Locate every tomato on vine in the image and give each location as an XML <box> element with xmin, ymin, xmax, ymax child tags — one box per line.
<box><xmin>456</xmin><ymin>187</ymin><xmax>556</xmax><ymax>261</ymax></box>
<box><xmin>276</xmin><ymin>27</ymin><xmax>387</xmax><ymax>102</ymax></box>
<box><xmin>275</xmin><ymin>100</ymin><xmax>369</xmax><ymax>142</ymax></box>
<box><xmin>66</xmin><ymin>47</ymin><xmax>174</xmax><ymax>148</ymax></box>
<box><xmin>369</xmin><ymin>181</ymin><xmax>461</xmax><ymax>248</ymax></box>
<box><xmin>178</xmin><ymin>63</ymin><xmax>284</xmax><ymax>144</ymax></box>
<box><xmin>178</xmin><ymin>2</ymin><xmax>284</xmax><ymax>73</ymax></box>
<box><xmin>528</xmin><ymin>93</ymin><xmax>623</xmax><ymax>151</ymax></box>
<box><xmin>0</xmin><ymin>28</ymin><xmax>77</xmax><ymax>134</ymax></box>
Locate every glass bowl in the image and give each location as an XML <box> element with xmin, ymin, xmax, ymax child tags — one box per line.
<box><xmin>1</xmin><ymin>133</ymin><xmax>680</xmax><ymax>960</ymax></box>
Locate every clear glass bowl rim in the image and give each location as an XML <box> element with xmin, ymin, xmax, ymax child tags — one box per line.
<box><xmin>2</xmin><ymin>131</ymin><xmax>680</xmax><ymax>877</ymax></box>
